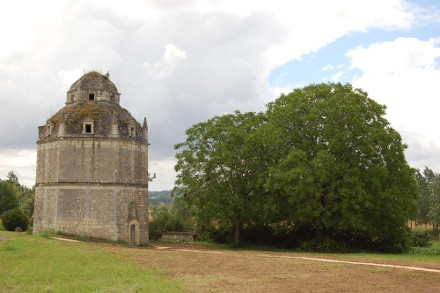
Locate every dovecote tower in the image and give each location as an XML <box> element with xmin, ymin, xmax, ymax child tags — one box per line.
<box><xmin>33</xmin><ymin>72</ymin><xmax>149</xmax><ymax>245</ymax></box>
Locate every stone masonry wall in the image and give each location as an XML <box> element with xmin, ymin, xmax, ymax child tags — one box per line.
<box><xmin>33</xmin><ymin>138</ymin><xmax>149</xmax><ymax>244</ymax></box>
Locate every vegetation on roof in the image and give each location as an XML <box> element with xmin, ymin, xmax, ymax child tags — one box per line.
<box><xmin>83</xmin><ymin>70</ymin><xmax>110</xmax><ymax>80</ymax></box>
<box><xmin>68</xmin><ymin>103</ymin><xmax>107</xmax><ymax>123</ymax></box>
<box><xmin>47</xmin><ymin>111</ymin><xmax>62</xmax><ymax>124</ymax></box>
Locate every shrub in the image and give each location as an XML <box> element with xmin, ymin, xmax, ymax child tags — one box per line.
<box><xmin>299</xmin><ymin>237</ymin><xmax>346</xmax><ymax>253</ymax></box>
<box><xmin>409</xmin><ymin>246</ymin><xmax>440</xmax><ymax>255</ymax></box>
<box><xmin>209</xmin><ymin>226</ymin><xmax>234</xmax><ymax>244</ymax></box>
<box><xmin>1</xmin><ymin>208</ymin><xmax>29</xmax><ymax>231</ymax></box>
<box><xmin>412</xmin><ymin>229</ymin><xmax>431</xmax><ymax>247</ymax></box>
<box><xmin>149</xmin><ymin>230</ymin><xmax>163</xmax><ymax>240</ymax></box>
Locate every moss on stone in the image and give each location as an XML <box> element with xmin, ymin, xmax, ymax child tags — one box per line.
<box><xmin>48</xmin><ymin>111</ymin><xmax>62</xmax><ymax>124</ymax></box>
<box><xmin>83</xmin><ymin>70</ymin><xmax>109</xmax><ymax>80</ymax></box>
<box><xmin>68</xmin><ymin>103</ymin><xmax>107</xmax><ymax>123</ymax></box>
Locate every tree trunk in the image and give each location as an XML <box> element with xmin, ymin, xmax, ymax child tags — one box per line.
<box><xmin>234</xmin><ymin>218</ymin><xmax>242</xmax><ymax>247</ymax></box>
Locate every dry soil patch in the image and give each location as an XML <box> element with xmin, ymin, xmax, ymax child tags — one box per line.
<box><xmin>104</xmin><ymin>242</ymin><xmax>440</xmax><ymax>292</ymax></box>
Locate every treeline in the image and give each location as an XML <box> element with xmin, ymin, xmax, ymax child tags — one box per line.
<box><xmin>416</xmin><ymin>167</ymin><xmax>440</xmax><ymax>234</ymax></box>
<box><xmin>170</xmin><ymin>83</ymin><xmax>420</xmax><ymax>252</ymax></box>
<box><xmin>148</xmin><ymin>190</ymin><xmax>190</xmax><ymax>240</ymax></box>
<box><xmin>0</xmin><ymin>171</ymin><xmax>34</xmax><ymax>231</ymax></box>
<box><xmin>149</xmin><ymin>190</ymin><xmax>173</xmax><ymax>205</ymax></box>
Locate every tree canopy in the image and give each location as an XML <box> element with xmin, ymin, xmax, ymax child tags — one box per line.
<box><xmin>0</xmin><ymin>180</ymin><xmax>18</xmax><ymax>216</ymax></box>
<box><xmin>173</xmin><ymin>111</ymin><xmax>267</xmax><ymax>245</ymax></box>
<box><xmin>0</xmin><ymin>172</ymin><xmax>34</xmax><ymax>219</ymax></box>
<box><xmin>416</xmin><ymin>167</ymin><xmax>440</xmax><ymax>233</ymax></box>
<box><xmin>261</xmin><ymin>83</ymin><xmax>417</xmax><ymax>251</ymax></box>
<box><xmin>173</xmin><ymin>83</ymin><xmax>418</xmax><ymax>251</ymax></box>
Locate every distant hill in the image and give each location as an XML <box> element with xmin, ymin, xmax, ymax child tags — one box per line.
<box><xmin>148</xmin><ymin>190</ymin><xmax>172</xmax><ymax>205</ymax></box>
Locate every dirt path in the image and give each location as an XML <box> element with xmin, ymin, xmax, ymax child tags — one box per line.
<box><xmin>51</xmin><ymin>237</ymin><xmax>80</xmax><ymax>243</ymax></box>
<box><xmin>154</xmin><ymin>245</ymin><xmax>440</xmax><ymax>274</ymax></box>
<box><xmin>102</xmin><ymin>242</ymin><xmax>440</xmax><ymax>292</ymax></box>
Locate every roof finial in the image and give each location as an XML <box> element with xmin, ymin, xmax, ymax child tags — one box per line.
<box><xmin>142</xmin><ymin>117</ymin><xmax>148</xmax><ymax>142</ymax></box>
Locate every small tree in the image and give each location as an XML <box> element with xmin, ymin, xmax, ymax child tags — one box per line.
<box><xmin>173</xmin><ymin>111</ymin><xmax>267</xmax><ymax>246</ymax></box>
<box><xmin>0</xmin><ymin>181</ymin><xmax>18</xmax><ymax>216</ymax></box>
<box><xmin>1</xmin><ymin>208</ymin><xmax>29</xmax><ymax>231</ymax></box>
<box><xmin>415</xmin><ymin>167</ymin><xmax>440</xmax><ymax>236</ymax></box>
<box><xmin>20</xmin><ymin>186</ymin><xmax>35</xmax><ymax>218</ymax></box>
<box><xmin>415</xmin><ymin>169</ymin><xmax>432</xmax><ymax>224</ymax></box>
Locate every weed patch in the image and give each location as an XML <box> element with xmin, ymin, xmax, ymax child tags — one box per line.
<box><xmin>409</xmin><ymin>246</ymin><xmax>440</xmax><ymax>255</ymax></box>
<box><xmin>55</xmin><ymin>231</ymin><xmax>128</xmax><ymax>245</ymax></box>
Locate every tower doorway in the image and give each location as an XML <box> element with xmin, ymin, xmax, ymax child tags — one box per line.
<box><xmin>130</xmin><ymin>224</ymin><xmax>136</xmax><ymax>245</ymax></box>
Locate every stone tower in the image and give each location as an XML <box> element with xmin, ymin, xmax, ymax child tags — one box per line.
<box><xmin>33</xmin><ymin>71</ymin><xmax>149</xmax><ymax>245</ymax></box>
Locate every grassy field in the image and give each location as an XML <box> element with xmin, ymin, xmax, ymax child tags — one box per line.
<box><xmin>1</xmin><ymin>231</ymin><xmax>440</xmax><ymax>292</ymax></box>
<box><xmin>0</xmin><ymin>232</ymin><xmax>184</xmax><ymax>292</ymax></box>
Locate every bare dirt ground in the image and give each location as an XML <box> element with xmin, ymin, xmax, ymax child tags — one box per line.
<box><xmin>99</xmin><ymin>241</ymin><xmax>440</xmax><ymax>293</ymax></box>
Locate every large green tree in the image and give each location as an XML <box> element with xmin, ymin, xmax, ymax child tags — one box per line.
<box><xmin>173</xmin><ymin>111</ymin><xmax>266</xmax><ymax>245</ymax></box>
<box><xmin>262</xmin><ymin>83</ymin><xmax>417</xmax><ymax>251</ymax></box>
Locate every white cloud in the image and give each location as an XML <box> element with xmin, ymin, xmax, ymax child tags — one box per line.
<box><xmin>271</xmin><ymin>86</ymin><xmax>294</xmax><ymax>99</ymax></box>
<box><xmin>320</xmin><ymin>65</ymin><xmax>335</xmax><ymax>72</ymax></box>
<box><xmin>261</xmin><ymin>0</ymin><xmax>415</xmax><ymax>71</ymax></box>
<box><xmin>402</xmin><ymin>129</ymin><xmax>440</xmax><ymax>172</ymax></box>
<box><xmin>0</xmin><ymin>0</ymin><xmax>432</xmax><ymax>189</ymax></box>
<box><xmin>57</xmin><ymin>69</ymin><xmax>84</xmax><ymax>90</ymax></box>
<box><xmin>330</xmin><ymin>71</ymin><xmax>344</xmax><ymax>82</ymax></box>
<box><xmin>0</xmin><ymin>149</ymin><xmax>36</xmax><ymax>187</ymax></box>
<box><xmin>143</xmin><ymin>44</ymin><xmax>187</xmax><ymax>78</ymax></box>
<box><xmin>348</xmin><ymin>37</ymin><xmax>440</xmax><ymax>171</ymax></box>
<box><xmin>348</xmin><ymin>37</ymin><xmax>440</xmax><ymax>74</ymax></box>
<box><xmin>148</xmin><ymin>156</ymin><xmax>177</xmax><ymax>191</ymax></box>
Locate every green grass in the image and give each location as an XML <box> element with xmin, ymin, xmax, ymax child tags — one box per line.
<box><xmin>0</xmin><ymin>232</ymin><xmax>184</xmax><ymax>292</ymax></box>
<box><xmin>1</xmin><ymin>231</ymin><xmax>439</xmax><ymax>292</ymax></box>
<box><xmin>55</xmin><ymin>231</ymin><xmax>131</xmax><ymax>246</ymax></box>
<box><xmin>431</xmin><ymin>238</ymin><xmax>440</xmax><ymax>248</ymax></box>
<box><xmin>314</xmin><ymin>238</ymin><xmax>440</xmax><ymax>261</ymax></box>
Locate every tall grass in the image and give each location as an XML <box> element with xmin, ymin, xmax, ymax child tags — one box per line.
<box><xmin>0</xmin><ymin>232</ymin><xmax>184</xmax><ymax>292</ymax></box>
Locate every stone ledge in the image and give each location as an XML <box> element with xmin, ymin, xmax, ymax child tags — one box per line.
<box><xmin>161</xmin><ymin>232</ymin><xmax>194</xmax><ymax>242</ymax></box>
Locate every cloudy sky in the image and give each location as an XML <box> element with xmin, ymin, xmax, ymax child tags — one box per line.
<box><xmin>0</xmin><ymin>0</ymin><xmax>439</xmax><ymax>190</ymax></box>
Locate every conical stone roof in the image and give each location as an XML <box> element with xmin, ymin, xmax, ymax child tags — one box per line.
<box><xmin>68</xmin><ymin>71</ymin><xmax>118</xmax><ymax>94</ymax></box>
<box><xmin>38</xmin><ymin>72</ymin><xmax>146</xmax><ymax>142</ymax></box>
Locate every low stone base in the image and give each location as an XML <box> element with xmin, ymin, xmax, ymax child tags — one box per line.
<box><xmin>161</xmin><ymin>232</ymin><xmax>194</xmax><ymax>242</ymax></box>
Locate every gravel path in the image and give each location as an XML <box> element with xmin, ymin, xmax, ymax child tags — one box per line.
<box><xmin>0</xmin><ymin>236</ymin><xmax>7</xmax><ymax>241</ymax></box>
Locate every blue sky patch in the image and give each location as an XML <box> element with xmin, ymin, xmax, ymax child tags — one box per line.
<box><xmin>268</xmin><ymin>9</ymin><xmax>440</xmax><ymax>90</ymax></box>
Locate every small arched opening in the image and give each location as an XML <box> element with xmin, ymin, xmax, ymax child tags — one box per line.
<box><xmin>128</xmin><ymin>220</ymin><xmax>140</xmax><ymax>246</ymax></box>
<box><xmin>130</xmin><ymin>224</ymin><xmax>136</xmax><ymax>245</ymax></box>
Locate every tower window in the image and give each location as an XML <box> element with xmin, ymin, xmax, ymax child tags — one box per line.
<box><xmin>89</xmin><ymin>94</ymin><xmax>95</xmax><ymax>101</ymax></box>
<box><xmin>129</xmin><ymin>127</ymin><xmax>135</xmax><ymax>138</ymax></box>
<box><xmin>47</xmin><ymin>125</ymin><xmax>51</xmax><ymax>136</ymax></box>
<box><xmin>83</xmin><ymin>122</ymin><xmax>94</xmax><ymax>134</ymax></box>
<box><xmin>70</xmin><ymin>94</ymin><xmax>74</xmax><ymax>102</ymax></box>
